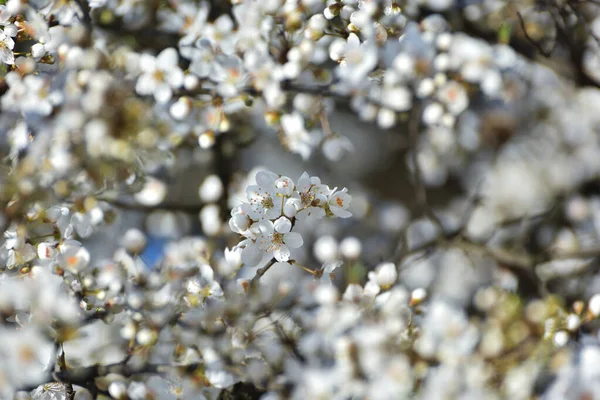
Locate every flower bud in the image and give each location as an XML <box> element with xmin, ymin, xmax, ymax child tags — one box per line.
<box><xmin>123</xmin><ymin>228</ymin><xmax>147</xmax><ymax>254</ymax></box>
<box><xmin>324</xmin><ymin>3</ymin><xmax>341</xmax><ymax>20</ymax></box>
<box><xmin>372</xmin><ymin>262</ymin><xmax>397</xmax><ymax>289</ymax></box>
<box><xmin>589</xmin><ymin>294</ymin><xmax>600</xmax><ymax>317</ymax></box>
<box><xmin>410</xmin><ymin>288</ymin><xmax>427</xmax><ymax>306</ymax></box>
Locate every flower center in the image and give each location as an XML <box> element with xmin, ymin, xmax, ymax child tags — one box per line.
<box><xmin>19</xmin><ymin>345</ymin><xmax>35</xmax><ymax>363</ymax></box>
<box><xmin>300</xmin><ymin>192</ymin><xmax>314</xmax><ymax>207</ymax></box>
<box><xmin>153</xmin><ymin>69</ymin><xmax>165</xmax><ymax>82</ymax></box>
<box><xmin>265</xmin><ymin>232</ymin><xmax>284</xmax><ymax>252</ymax></box>
<box><xmin>261</xmin><ymin>196</ymin><xmax>274</xmax><ymax>209</ymax></box>
<box><xmin>272</xmin><ymin>232</ymin><xmax>284</xmax><ymax>244</ymax></box>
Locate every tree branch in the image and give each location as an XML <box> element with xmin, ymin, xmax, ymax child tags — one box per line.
<box><xmin>407</xmin><ymin>103</ymin><xmax>445</xmax><ymax>233</ymax></box>
<box><xmin>17</xmin><ymin>360</ymin><xmax>204</xmax><ymax>395</ymax></box>
<box><xmin>249</xmin><ymin>258</ymin><xmax>277</xmax><ymax>291</ymax></box>
<box><xmin>99</xmin><ymin>197</ymin><xmax>205</xmax><ymax>214</ymax></box>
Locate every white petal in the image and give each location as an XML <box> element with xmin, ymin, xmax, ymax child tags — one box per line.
<box><xmin>297</xmin><ymin>172</ymin><xmax>310</xmax><ymax>191</ymax></box>
<box><xmin>323</xmin><ymin>259</ymin><xmax>342</xmax><ymax>274</ymax></box>
<box><xmin>275</xmin><ymin>177</ymin><xmax>294</xmax><ymax>196</ymax></box>
<box><xmin>265</xmin><ymin>207</ymin><xmax>282</xmax><ymax>220</ymax></box>
<box><xmin>0</xmin><ymin>6</ymin><xmax>10</xmax><ymax>24</ymax></box>
<box><xmin>135</xmin><ymin>74</ymin><xmax>155</xmax><ymax>95</ymax></box>
<box><xmin>256</xmin><ymin>170</ymin><xmax>278</xmax><ymax>188</ymax></box>
<box><xmin>31</xmin><ymin>43</ymin><xmax>45</xmax><ymax>59</ymax></box>
<box><xmin>167</xmin><ymin>67</ymin><xmax>184</xmax><ymax>88</ymax></box>
<box><xmin>347</xmin><ymin>33</ymin><xmax>360</xmax><ymax>48</ymax></box>
<box><xmin>3</xmin><ymin>35</ymin><xmax>14</xmax><ymax>50</ymax></box>
<box><xmin>210</xmin><ymin>281</ymin><xmax>224</xmax><ymax>297</ymax></box>
<box><xmin>199</xmin><ymin>263</ymin><xmax>215</xmax><ymax>281</ymax></box>
<box><xmin>281</xmin><ymin>113</ymin><xmax>304</xmax><ymax>135</ymax></box>
<box><xmin>241</xmin><ymin>244</ymin><xmax>262</xmax><ymax>267</ymax></box>
<box><xmin>246</xmin><ymin>185</ymin><xmax>263</xmax><ymax>201</ymax></box>
<box><xmin>4</xmin><ymin>24</ymin><xmax>17</xmax><ymax>37</ymax></box>
<box><xmin>274</xmin><ymin>245</ymin><xmax>290</xmax><ymax>262</ymax></box>
<box><xmin>330</xmin><ymin>206</ymin><xmax>352</xmax><ymax>218</ymax></box>
<box><xmin>0</xmin><ymin>47</ymin><xmax>14</xmax><ymax>65</ymax></box>
<box><xmin>157</xmin><ymin>47</ymin><xmax>179</xmax><ymax>68</ymax></box>
<box><xmin>258</xmin><ymin>220</ymin><xmax>274</xmax><ymax>234</ymax></box>
<box><xmin>139</xmin><ymin>53</ymin><xmax>157</xmax><ymax>73</ymax></box>
<box><xmin>273</xmin><ymin>217</ymin><xmax>291</xmax><ymax>234</ymax></box>
<box><xmin>309</xmin><ymin>207</ymin><xmax>327</xmax><ymax>220</ymax></box>
<box><xmin>284</xmin><ymin>232</ymin><xmax>303</xmax><ymax>248</ymax></box>
<box><xmin>283</xmin><ymin>201</ymin><xmax>297</xmax><ymax>218</ymax></box>
<box><xmin>154</xmin><ymin>83</ymin><xmax>173</xmax><ymax>103</ymax></box>
<box><xmin>364</xmin><ymin>281</ymin><xmax>380</xmax><ymax>297</ymax></box>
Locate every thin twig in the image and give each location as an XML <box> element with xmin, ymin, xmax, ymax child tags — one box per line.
<box><xmin>407</xmin><ymin>103</ymin><xmax>445</xmax><ymax>233</ymax></box>
<box><xmin>516</xmin><ymin>11</ymin><xmax>556</xmax><ymax>57</ymax></box>
<box><xmin>249</xmin><ymin>258</ymin><xmax>277</xmax><ymax>290</ymax></box>
<box><xmin>457</xmin><ymin>182</ymin><xmax>484</xmax><ymax>237</ymax></box>
<box><xmin>73</xmin><ymin>0</ymin><xmax>92</xmax><ymax>28</ymax></box>
<box><xmin>98</xmin><ymin>197</ymin><xmax>205</xmax><ymax>214</ymax></box>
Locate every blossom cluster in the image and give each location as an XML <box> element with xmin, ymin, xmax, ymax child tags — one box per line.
<box><xmin>229</xmin><ymin>171</ymin><xmax>351</xmax><ymax>265</ymax></box>
<box><xmin>3</xmin><ymin>0</ymin><xmax>600</xmax><ymax>399</ymax></box>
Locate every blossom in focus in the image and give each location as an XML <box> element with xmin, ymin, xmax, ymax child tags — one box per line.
<box><xmin>231</xmin><ymin>171</ymin><xmax>352</xmax><ymax>266</ymax></box>
<box><xmin>256</xmin><ymin>217</ymin><xmax>303</xmax><ymax>262</ymax></box>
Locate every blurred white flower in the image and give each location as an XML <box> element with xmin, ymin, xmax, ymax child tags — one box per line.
<box><xmin>123</xmin><ymin>228</ymin><xmax>147</xmax><ymax>254</ymax></box>
<box><xmin>314</xmin><ymin>235</ymin><xmax>339</xmax><ymax>263</ymax></box>
<box><xmin>200</xmin><ymin>204</ymin><xmax>222</xmax><ymax>236</ymax></box>
<box><xmin>368</xmin><ymin>262</ymin><xmax>398</xmax><ymax>289</ymax></box>
<box><xmin>135</xmin><ymin>48</ymin><xmax>184</xmax><ymax>103</ymax></box>
<box><xmin>281</xmin><ymin>113</ymin><xmax>314</xmax><ymax>160</ymax></box>
<box><xmin>0</xmin><ymin>326</ymin><xmax>56</xmax><ymax>389</ymax></box>
<box><xmin>57</xmin><ymin>240</ymin><xmax>90</xmax><ymax>273</ymax></box>
<box><xmin>0</xmin><ymin>30</ymin><xmax>14</xmax><ymax>65</ymax></box>
<box><xmin>339</xmin><ymin>236</ymin><xmax>362</xmax><ymax>259</ymax></box>
<box><xmin>330</xmin><ymin>33</ymin><xmax>378</xmax><ymax>86</ymax></box>
<box><xmin>170</xmin><ymin>96</ymin><xmax>192</xmax><ymax>120</ymax></box>
<box><xmin>134</xmin><ymin>177</ymin><xmax>168</xmax><ymax>206</ymax></box>
<box><xmin>199</xmin><ymin>175</ymin><xmax>224</xmax><ymax>203</ymax></box>
<box><xmin>437</xmin><ymin>81</ymin><xmax>468</xmax><ymax>115</ymax></box>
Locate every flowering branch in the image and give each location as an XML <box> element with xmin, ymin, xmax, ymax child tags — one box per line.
<box><xmin>19</xmin><ymin>359</ymin><xmax>205</xmax><ymax>395</ymax></box>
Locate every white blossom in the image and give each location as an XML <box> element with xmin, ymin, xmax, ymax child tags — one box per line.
<box><xmin>255</xmin><ymin>217</ymin><xmax>303</xmax><ymax>262</ymax></box>
<box><xmin>135</xmin><ymin>48</ymin><xmax>184</xmax><ymax>103</ymax></box>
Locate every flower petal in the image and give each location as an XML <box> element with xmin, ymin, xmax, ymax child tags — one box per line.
<box><xmin>284</xmin><ymin>232</ymin><xmax>303</xmax><ymax>248</ymax></box>
<box><xmin>241</xmin><ymin>244</ymin><xmax>262</xmax><ymax>267</ymax></box>
<box><xmin>0</xmin><ymin>47</ymin><xmax>14</xmax><ymax>65</ymax></box>
<box><xmin>256</xmin><ymin>170</ymin><xmax>278</xmax><ymax>188</ymax></box>
<box><xmin>284</xmin><ymin>200</ymin><xmax>298</xmax><ymax>218</ymax></box>
<box><xmin>274</xmin><ymin>245</ymin><xmax>290</xmax><ymax>262</ymax></box>
<box><xmin>330</xmin><ymin>206</ymin><xmax>352</xmax><ymax>218</ymax></box>
<box><xmin>154</xmin><ymin>83</ymin><xmax>173</xmax><ymax>103</ymax></box>
<box><xmin>275</xmin><ymin>176</ymin><xmax>294</xmax><ymax>196</ymax></box>
<box><xmin>258</xmin><ymin>220</ymin><xmax>274</xmax><ymax>234</ymax></box>
<box><xmin>167</xmin><ymin>67</ymin><xmax>184</xmax><ymax>88</ymax></box>
<box><xmin>273</xmin><ymin>216</ymin><xmax>291</xmax><ymax>234</ymax></box>
<box><xmin>157</xmin><ymin>47</ymin><xmax>179</xmax><ymax>69</ymax></box>
<box><xmin>265</xmin><ymin>207</ymin><xmax>282</xmax><ymax>220</ymax></box>
<box><xmin>297</xmin><ymin>172</ymin><xmax>310</xmax><ymax>192</ymax></box>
